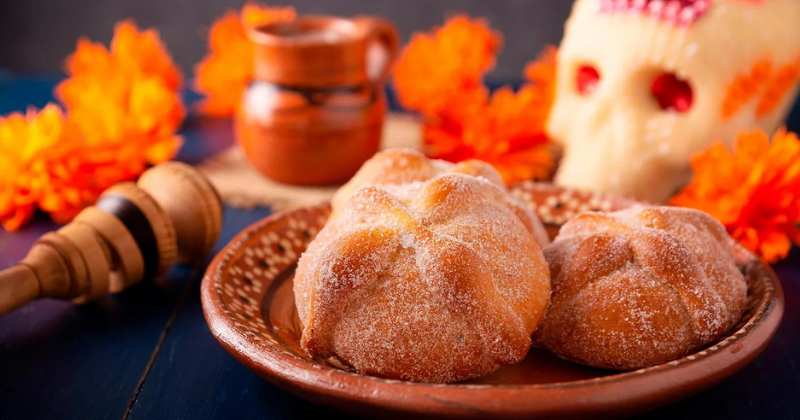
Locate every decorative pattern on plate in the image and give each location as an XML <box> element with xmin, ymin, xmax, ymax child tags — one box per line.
<box><xmin>214</xmin><ymin>205</ymin><xmax>330</xmax><ymax>350</ymax></box>
<box><xmin>511</xmin><ymin>181</ymin><xmax>639</xmax><ymax>225</ymax></box>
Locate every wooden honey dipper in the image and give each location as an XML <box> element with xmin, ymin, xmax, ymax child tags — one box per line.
<box><xmin>0</xmin><ymin>162</ymin><xmax>223</xmax><ymax>315</ymax></box>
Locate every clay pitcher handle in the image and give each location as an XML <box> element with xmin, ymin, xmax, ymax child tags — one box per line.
<box><xmin>355</xmin><ymin>16</ymin><xmax>399</xmax><ymax>83</ymax></box>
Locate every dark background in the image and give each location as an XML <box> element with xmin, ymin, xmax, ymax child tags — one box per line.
<box><xmin>0</xmin><ymin>0</ymin><xmax>572</xmax><ymax>81</ymax></box>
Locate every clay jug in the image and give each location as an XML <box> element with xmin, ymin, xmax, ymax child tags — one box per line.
<box><xmin>236</xmin><ymin>15</ymin><xmax>399</xmax><ymax>185</ymax></box>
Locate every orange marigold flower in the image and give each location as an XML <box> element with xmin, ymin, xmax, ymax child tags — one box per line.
<box><xmin>670</xmin><ymin>128</ymin><xmax>800</xmax><ymax>262</ymax></box>
<box><xmin>56</xmin><ymin>19</ymin><xmax>185</xmax><ymax>170</ymax></box>
<box><xmin>0</xmin><ymin>105</ymin><xmax>120</xmax><ymax>231</ymax></box>
<box><xmin>111</xmin><ymin>20</ymin><xmax>183</xmax><ymax>91</ymax></box>
<box><xmin>425</xmin><ymin>84</ymin><xmax>554</xmax><ymax>184</ymax></box>
<box><xmin>1</xmin><ymin>20</ymin><xmax>183</xmax><ymax>231</ymax></box>
<box><xmin>393</xmin><ymin>15</ymin><xmax>501</xmax><ymax>116</ymax></box>
<box><xmin>61</xmin><ymin>20</ymin><xmax>182</xmax><ymax>103</ymax></box>
<box><xmin>194</xmin><ymin>4</ymin><xmax>296</xmax><ymax>116</ymax></box>
<box><xmin>0</xmin><ymin>19</ymin><xmax>185</xmax><ymax>232</ymax></box>
<box><xmin>409</xmin><ymin>28</ymin><xmax>557</xmax><ymax>184</ymax></box>
<box><xmin>394</xmin><ymin>16</ymin><xmax>556</xmax><ymax>184</ymax></box>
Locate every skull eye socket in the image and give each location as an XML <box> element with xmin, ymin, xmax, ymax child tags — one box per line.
<box><xmin>651</xmin><ymin>73</ymin><xmax>693</xmax><ymax>112</ymax></box>
<box><xmin>576</xmin><ymin>65</ymin><xmax>600</xmax><ymax>96</ymax></box>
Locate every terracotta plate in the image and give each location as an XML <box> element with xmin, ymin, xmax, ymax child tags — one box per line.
<box><xmin>201</xmin><ymin>182</ymin><xmax>784</xmax><ymax>420</ymax></box>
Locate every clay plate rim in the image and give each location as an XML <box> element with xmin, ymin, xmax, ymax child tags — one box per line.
<box><xmin>201</xmin><ymin>183</ymin><xmax>785</xmax><ymax>418</ymax></box>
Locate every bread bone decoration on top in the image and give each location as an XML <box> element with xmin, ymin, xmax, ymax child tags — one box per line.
<box><xmin>332</xmin><ymin>148</ymin><xmax>550</xmax><ymax>247</ymax></box>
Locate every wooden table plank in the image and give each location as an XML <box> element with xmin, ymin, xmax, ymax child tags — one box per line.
<box><xmin>125</xmin><ymin>207</ymin><xmax>358</xmax><ymax>420</ymax></box>
<box><xmin>0</xmin><ymin>265</ymin><xmax>195</xmax><ymax>420</ymax></box>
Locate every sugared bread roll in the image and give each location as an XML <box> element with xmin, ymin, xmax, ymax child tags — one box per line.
<box><xmin>534</xmin><ymin>206</ymin><xmax>747</xmax><ymax>370</ymax></box>
<box><xmin>331</xmin><ymin>148</ymin><xmax>550</xmax><ymax>247</ymax></box>
<box><xmin>295</xmin><ymin>173</ymin><xmax>551</xmax><ymax>383</ymax></box>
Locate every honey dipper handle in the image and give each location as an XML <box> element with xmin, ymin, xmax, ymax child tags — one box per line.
<box><xmin>0</xmin><ymin>265</ymin><xmax>41</xmax><ymax>316</ymax></box>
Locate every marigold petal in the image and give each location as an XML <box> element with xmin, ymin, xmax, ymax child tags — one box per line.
<box><xmin>144</xmin><ymin>135</ymin><xmax>184</xmax><ymax>164</ymax></box>
<box><xmin>193</xmin><ymin>5</ymin><xmax>296</xmax><ymax>116</ymax></box>
<box><xmin>111</xmin><ymin>19</ymin><xmax>183</xmax><ymax>90</ymax></box>
<box><xmin>411</xmin><ymin>40</ymin><xmax>557</xmax><ymax>185</ymax></box>
<box><xmin>1</xmin><ymin>204</ymin><xmax>35</xmax><ymax>232</ymax></box>
<box><xmin>2</xmin><ymin>19</ymin><xmax>185</xmax><ymax>231</ymax></box>
<box><xmin>393</xmin><ymin>15</ymin><xmax>501</xmax><ymax>116</ymax></box>
<box><xmin>672</xmin><ymin>127</ymin><xmax>800</xmax><ymax>262</ymax></box>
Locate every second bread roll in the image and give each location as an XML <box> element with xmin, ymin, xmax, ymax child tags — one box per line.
<box><xmin>534</xmin><ymin>206</ymin><xmax>747</xmax><ymax>370</ymax></box>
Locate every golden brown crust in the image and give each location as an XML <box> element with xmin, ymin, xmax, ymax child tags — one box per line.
<box><xmin>295</xmin><ymin>174</ymin><xmax>551</xmax><ymax>383</ymax></box>
<box><xmin>534</xmin><ymin>206</ymin><xmax>747</xmax><ymax>370</ymax></box>
<box><xmin>331</xmin><ymin>148</ymin><xmax>550</xmax><ymax>247</ymax></box>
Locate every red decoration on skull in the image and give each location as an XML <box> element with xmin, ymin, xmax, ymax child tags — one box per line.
<box><xmin>598</xmin><ymin>0</ymin><xmax>761</xmax><ymax>25</ymax></box>
<box><xmin>651</xmin><ymin>73</ymin><xmax>693</xmax><ymax>112</ymax></box>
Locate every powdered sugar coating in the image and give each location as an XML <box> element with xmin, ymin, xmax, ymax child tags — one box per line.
<box><xmin>534</xmin><ymin>205</ymin><xmax>747</xmax><ymax>370</ymax></box>
<box><xmin>331</xmin><ymin>149</ymin><xmax>550</xmax><ymax>248</ymax></box>
<box><xmin>295</xmin><ymin>174</ymin><xmax>551</xmax><ymax>383</ymax></box>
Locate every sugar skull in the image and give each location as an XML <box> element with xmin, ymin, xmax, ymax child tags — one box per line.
<box><xmin>548</xmin><ymin>0</ymin><xmax>800</xmax><ymax>202</ymax></box>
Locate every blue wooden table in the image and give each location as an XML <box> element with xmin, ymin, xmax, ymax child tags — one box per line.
<box><xmin>0</xmin><ymin>77</ymin><xmax>798</xmax><ymax>420</ymax></box>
